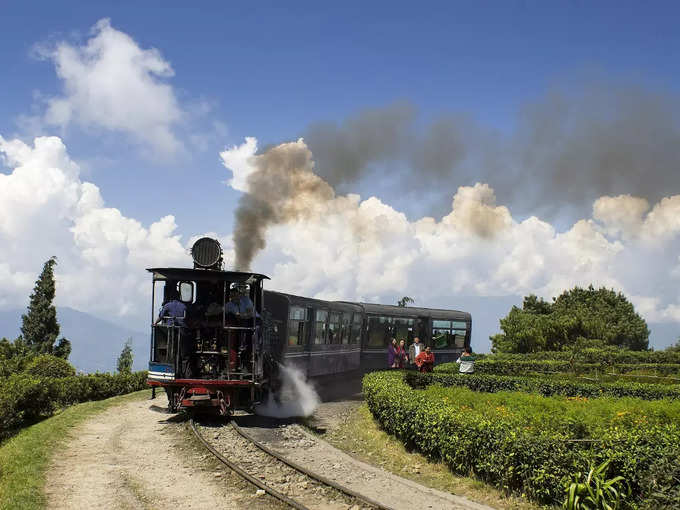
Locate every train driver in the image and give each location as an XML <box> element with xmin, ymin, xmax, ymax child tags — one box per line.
<box><xmin>226</xmin><ymin>284</ymin><xmax>254</xmax><ymax>318</ymax></box>
<box><xmin>154</xmin><ymin>288</ymin><xmax>186</xmax><ymax>326</ymax></box>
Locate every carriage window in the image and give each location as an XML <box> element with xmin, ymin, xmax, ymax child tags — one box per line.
<box><xmin>328</xmin><ymin>312</ymin><xmax>341</xmax><ymax>344</ymax></box>
<box><xmin>350</xmin><ymin>313</ymin><xmax>362</xmax><ymax>344</ymax></box>
<box><xmin>432</xmin><ymin>319</ymin><xmax>467</xmax><ymax>348</ymax></box>
<box><xmin>394</xmin><ymin>317</ymin><xmax>414</xmax><ymax>342</ymax></box>
<box><xmin>367</xmin><ymin>316</ymin><xmax>394</xmax><ymax>347</ymax></box>
<box><xmin>288</xmin><ymin>306</ymin><xmax>306</xmax><ymax>346</ymax></box>
<box><xmin>314</xmin><ymin>309</ymin><xmax>328</xmax><ymax>344</ymax></box>
<box><xmin>340</xmin><ymin>313</ymin><xmax>351</xmax><ymax>344</ymax></box>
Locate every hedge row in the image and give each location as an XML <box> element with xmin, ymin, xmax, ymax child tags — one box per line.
<box><xmin>482</xmin><ymin>349</ymin><xmax>680</xmax><ymax>365</ymax></box>
<box><xmin>435</xmin><ymin>359</ymin><xmax>680</xmax><ymax>377</ymax></box>
<box><xmin>406</xmin><ymin>371</ymin><xmax>680</xmax><ymax>401</ymax></box>
<box><xmin>363</xmin><ymin>371</ymin><xmax>680</xmax><ymax>508</ymax></box>
<box><xmin>0</xmin><ymin>371</ymin><xmax>148</xmax><ymax>440</ymax></box>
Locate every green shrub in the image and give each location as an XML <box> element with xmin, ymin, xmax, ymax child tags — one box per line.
<box><xmin>0</xmin><ymin>371</ymin><xmax>147</xmax><ymax>440</ymax></box>
<box><xmin>435</xmin><ymin>359</ymin><xmax>680</xmax><ymax>377</ymax></box>
<box><xmin>406</xmin><ymin>372</ymin><xmax>680</xmax><ymax>401</ymax></box>
<box><xmin>639</xmin><ymin>452</ymin><xmax>680</xmax><ymax>509</ymax></box>
<box><xmin>24</xmin><ymin>354</ymin><xmax>75</xmax><ymax>379</ymax></box>
<box><xmin>481</xmin><ymin>349</ymin><xmax>680</xmax><ymax>365</ymax></box>
<box><xmin>363</xmin><ymin>371</ymin><xmax>680</xmax><ymax>507</ymax></box>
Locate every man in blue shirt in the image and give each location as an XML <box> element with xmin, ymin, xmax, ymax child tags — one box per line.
<box><xmin>226</xmin><ymin>286</ymin><xmax>255</xmax><ymax>319</ymax></box>
<box><xmin>155</xmin><ymin>291</ymin><xmax>186</xmax><ymax>326</ymax></box>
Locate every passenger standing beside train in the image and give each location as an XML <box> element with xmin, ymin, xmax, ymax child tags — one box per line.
<box><xmin>456</xmin><ymin>348</ymin><xmax>476</xmax><ymax>374</ymax></box>
<box><xmin>387</xmin><ymin>338</ymin><xmax>398</xmax><ymax>368</ymax></box>
<box><xmin>415</xmin><ymin>346</ymin><xmax>435</xmax><ymax>373</ymax></box>
<box><xmin>396</xmin><ymin>339</ymin><xmax>408</xmax><ymax>368</ymax></box>
<box><xmin>408</xmin><ymin>337</ymin><xmax>423</xmax><ymax>369</ymax></box>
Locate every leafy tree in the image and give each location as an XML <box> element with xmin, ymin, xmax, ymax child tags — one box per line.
<box><xmin>491</xmin><ymin>286</ymin><xmax>649</xmax><ymax>353</ymax></box>
<box><xmin>522</xmin><ymin>295</ymin><xmax>553</xmax><ymax>315</ymax></box>
<box><xmin>0</xmin><ymin>337</ymin><xmax>33</xmax><ymax>378</ymax></box>
<box><xmin>552</xmin><ymin>286</ymin><xmax>648</xmax><ymax>350</ymax></box>
<box><xmin>666</xmin><ymin>338</ymin><xmax>680</xmax><ymax>352</ymax></box>
<box><xmin>53</xmin><ymin>338</ymin><xmax>72</xmax><ymax>359</ymax></box>
<box><xmin>21</xmin><ymin>257</ymin><xmax>68</xmax><ymax>355</ymax></box>
<box><xmin>25</xmin><ymin>354</ymin><xmax>75</xmax><ymax>378</ymax></box>
<box><xmin>117</xmin><ymin>338</ymin><xmax>133</xmax><ymax>374</ymax></box>
<box><xmin>397</xmin><ymin>296</ymin><xmax>414</xmax><ymax>307</ymax></box>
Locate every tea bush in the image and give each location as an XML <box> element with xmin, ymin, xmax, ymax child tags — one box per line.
<box><xmin>0</xmin><ymin>371</ymin><xmax>147</xmax><ymax>440</ymax></box>
<box><xmin>24</xmin><ymin>354</ymin><xmax>76</xmax><ymax>379</ymax></box>
<box><xmin>406</xmin><ymin>372</ymin><xmax>680</xmax><ymax>401</ymax></box>
<box><xmin>434</xmin><ymin>359</ymin><xmax>680</xmax><ymax>377</ymax></box>
<box><xmin>486</xmin><ymin>349</ymin><xmax>680</xmax><ymax>365</ymax></box>
<box><xmin>639</xmin><ymin>451</ymin><xmax>680</xmax><ymax>509</ymax></box>
<box><xmin>363</xmin><ymin>371</ymin><xmax>680</xmax><ymax>507</ymax></box>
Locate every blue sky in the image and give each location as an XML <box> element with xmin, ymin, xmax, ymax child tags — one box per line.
<box><xmin>3</xmin><ymin>1</ymin><xmax>680</xmax><ymax>235</ymax></box>
<box><xmin>2</xmin><ymin>2</ymin><xmax>680</xmax><ymax>350</ymax></box>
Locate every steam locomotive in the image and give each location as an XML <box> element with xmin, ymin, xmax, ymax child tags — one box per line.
<box><xmin>147</xmin><ymin>238</ymin><xmax>471</xmax><ymax>414</ymax></box>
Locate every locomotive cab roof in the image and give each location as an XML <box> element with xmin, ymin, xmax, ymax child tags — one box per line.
<box><xmin>147</xmin><ymin>267</ymin><xmax>269</xmax><ymax>283</ymax></box>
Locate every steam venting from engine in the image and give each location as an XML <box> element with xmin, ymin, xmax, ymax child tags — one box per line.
<box><xmin>191</xmin><ymin>237</ymin><xmax>223</xmax><ymax>270</ymax></box>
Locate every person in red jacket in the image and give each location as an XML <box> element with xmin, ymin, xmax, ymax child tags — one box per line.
<box><xmin>415</xmin><ymin>346</ymin><xmax>435</xmax><ymax>373</ymax></box>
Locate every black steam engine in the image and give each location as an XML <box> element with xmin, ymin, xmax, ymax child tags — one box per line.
<box><xmin>148</xmin><ymin>238</ymin><xmax>471</xmax><ymax>415</ymax></box>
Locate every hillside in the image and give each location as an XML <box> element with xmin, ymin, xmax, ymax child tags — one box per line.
<box><xmin>0</xmin><ymin>307</ymin><xmax>148</xmax><ymax>373</ymax></box>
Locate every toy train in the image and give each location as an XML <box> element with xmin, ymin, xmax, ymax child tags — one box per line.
<box><xmin>147</xmin><ymin>238</ymin><xmax>471</xmax><ymax>414</ymax></box>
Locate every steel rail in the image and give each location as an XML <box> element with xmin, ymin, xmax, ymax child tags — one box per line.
<box><xmin>189</xmin><ymin>418</ymin><xmax>310</xmax><ymax>510</ymax></box>
<box><xmin>231</xmin><ymin>420</ymin><xmax>393</xmax><ymax>510</ymax></box>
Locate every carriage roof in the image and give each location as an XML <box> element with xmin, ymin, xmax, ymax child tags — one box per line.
<box><xmin>147</xmin><ymin>267</ymin><xmax>269</xmax><ymax>283</ymax></box>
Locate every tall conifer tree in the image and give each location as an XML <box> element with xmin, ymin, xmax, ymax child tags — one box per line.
<box><xmin>21</xmin><ymin>257</ymin><xmax>61</xmax><ymax>354</ymax></box>
<box><xmin>117</xmin><ymin>338</ymin><xmax>133</xmax><ymax>374</ymax></box>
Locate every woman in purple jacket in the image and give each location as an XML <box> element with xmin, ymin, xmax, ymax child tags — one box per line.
<box><xmin>387</xmin><ymin>338</ymin><xmax>398</xmax><ymax>368</ymax></box>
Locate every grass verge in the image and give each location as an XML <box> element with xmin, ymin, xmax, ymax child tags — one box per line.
<box><xmin>324</xmin><ymin>403</ymin><xmax>541</xmax><ymax>510</ymax></box>
<box><xmin>0</xmin><ymin>389</ymin><xmax>151</xmax><ymax>510</ymax></box>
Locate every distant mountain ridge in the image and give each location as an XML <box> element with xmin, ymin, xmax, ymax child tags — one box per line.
<box><xmin>0</xmin><ymin>307</ymin><xmax>148</xmax><ymax>373</ymax></box>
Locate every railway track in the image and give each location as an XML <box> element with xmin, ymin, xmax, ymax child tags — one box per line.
<box><xmin>190</xmin><ymin>417</ymin><xmax>390</xmax><ymax>510</ymax></box>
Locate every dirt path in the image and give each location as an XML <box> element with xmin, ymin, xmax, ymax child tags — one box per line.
<box><xmin>45</xmin><ymin>395</ymin><xmax>281</xmax><ymax>510</ymax></box>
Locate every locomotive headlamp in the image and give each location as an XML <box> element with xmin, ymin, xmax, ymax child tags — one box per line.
<box><xmin>191</xmin><ymin>237</ymin><xmax>223</xmax><ymax>269</ymax></box>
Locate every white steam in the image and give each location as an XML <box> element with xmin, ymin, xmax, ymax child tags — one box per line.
<box><xmin>255</xmin><ymin>364</ymin><xmax>320</xmax><ymax>418</ymax></box>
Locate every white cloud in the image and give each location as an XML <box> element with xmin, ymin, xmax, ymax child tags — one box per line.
<box><xmin>0</xmin><ymin>135</ymin><xmax>188</xmax><ymax>322</ymax></box>
<box><xmin>219</xmin><ymin>136</ymin><xmax>260</xmax><ymax>192</ymax></box>
<box><xmin>35</xmin><ymin>18</ymin><xmax>183</xmax><ymax>155</ymax></box>
<box><xmin>593</xmin><ymin>194</ymin><xmax>649</xmax><ymax>239</ymax></box>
